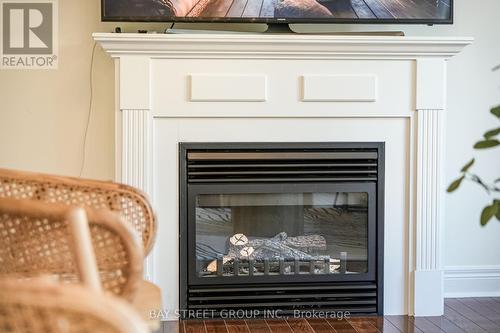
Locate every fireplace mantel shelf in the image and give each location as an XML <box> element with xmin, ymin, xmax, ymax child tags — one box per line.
<box><xmin>93</xmin><ymin>33</ymin><xmax>472</xmax><ymax>59</ymax></box>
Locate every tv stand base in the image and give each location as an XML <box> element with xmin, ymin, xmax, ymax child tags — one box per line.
<box><xmin>166</xmin><ymin>25</ymin><xmax>405</xmax><ymax>36</ymax></box>
<box><xmin>265</xmin><ymin>23</ymin><xmax>295</xmax><ymax>33</ymax></box>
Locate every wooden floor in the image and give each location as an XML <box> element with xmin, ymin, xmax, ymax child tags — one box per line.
<box><xmin>158</xmin><ymin>298</ymin><xmax>500</xmax><ymax>333</ymax></box>
<box><xmin>199</xmin><ymin>0</ymin><xmax>451</xmax><ymax>19</ymax></box>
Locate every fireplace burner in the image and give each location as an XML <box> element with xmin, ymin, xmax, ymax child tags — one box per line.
<box><xmin>179</xmin><ymin>143</ymin><xmax>384</xmax><ymax>317</ymax></box>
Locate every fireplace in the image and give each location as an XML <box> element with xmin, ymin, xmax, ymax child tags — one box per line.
<box><xmin>95</xmin><ymin>33</ymin><xmax>471</xmax><ymax>317</ymax></box>
<box><xmin>179</xmin><ymin>142</ymin><xmax>384</xmax><ymax>317</ymax></box>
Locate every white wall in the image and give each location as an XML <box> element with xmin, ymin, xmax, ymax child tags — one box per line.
<box><xmin>0</xmin><ymin>0</ymin><xmax>165</xmax><ymax>179</ymax></box>
<box><xmin>0</xmin><ymin>0</ymin><xmax>498</xmax><ymax>296</ymax></box>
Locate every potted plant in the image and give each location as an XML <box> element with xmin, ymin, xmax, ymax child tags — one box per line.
<box><xmin>447</xmin><ymin>65</ymin><xmax>500</xmax><ymax>226</ymax></box>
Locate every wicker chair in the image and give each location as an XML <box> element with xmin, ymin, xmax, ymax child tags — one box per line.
<box><xmin>0</xmin><ymin>277</ymin><xmax>149</xmax><ymax>333</ymax></box>
<box><xmin>0</xmin><ymin>168</ymin><xmax>161</xmax><ymax>329</ymax></box>
<box><xmin>0</xmin><ymin>168</ymin><xmax>156</xmax><ymax>255</ymax></box>
<box><xmin>0</xmin><ymin>197</ymin><xmax>143</xmax><ymax>302</ymax></box>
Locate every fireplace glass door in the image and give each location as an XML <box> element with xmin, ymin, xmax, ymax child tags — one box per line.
<box><xmin>188</xmin><ymin>183</ymin><xmax>376</xmax><ymax>284</ymax></box>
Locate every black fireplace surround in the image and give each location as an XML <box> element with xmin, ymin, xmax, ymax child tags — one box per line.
<box><xmin>179</xmin><ymin>142</ymin><xmax>384</xmax><ymax>317</ymax></box>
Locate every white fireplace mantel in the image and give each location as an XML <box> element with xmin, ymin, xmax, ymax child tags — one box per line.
<box><xmin>94</xmin><ymin>32</ymin><xmax>472</xmax><ymax>318</ymax></box>
<box><xmin>93</xmin><ymin>33</ymin><xmax>471</xmax><ymax>59</ymax></box>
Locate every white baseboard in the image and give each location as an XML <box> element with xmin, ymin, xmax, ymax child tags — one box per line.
<box><xmin>444</xmin><ymin>266</ymin><xmax>500</xmax><ymax>298</ymax></box>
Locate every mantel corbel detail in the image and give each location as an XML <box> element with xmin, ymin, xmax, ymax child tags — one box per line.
<box><xmin>116</xmin><ymin>56</ymin><xmax>154</xmax><ymax>279</ymax></box>
<box><xmin>411</xmin><ymin>58</ymin><xmax>447</xmax><ymax>315</ymax></box>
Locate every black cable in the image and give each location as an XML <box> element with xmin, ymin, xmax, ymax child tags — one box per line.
<box><xmin>79</xmin><ymin>42</ymin><xmax>97</xmax><ymax>177</ymax></box>
<box><xmin>165</xmin><ymin>22</ymin><xmax>175</xmax><ymax>33</ymax></box>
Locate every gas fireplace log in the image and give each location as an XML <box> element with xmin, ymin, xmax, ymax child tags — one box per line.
<box><xmin>227</xmin><ymin>232</ymin><xmax>327</xmax><ymax>260</ymax></box>
<box><xmin>284</xmin><ymin>234</ymin><xmax>327</xmax><ymax>249</ymax></box>
<box><xmin>230</xmin><ymin>242</ymin><xmax>327</xmax><ymax>261</ymax></box>
<box><xmin>202</xmin><ymin>232</ymin><xmax>332</xmax><ymax>273</ymax></box>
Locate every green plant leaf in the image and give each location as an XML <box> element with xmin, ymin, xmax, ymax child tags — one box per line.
<box><xmin>480</xmin><ymin>203</ymin><xmax>497</xmax><ymax>226</ymax></box>
<box><xmin>492</xmin><ymin>106</ymin><xmax>500</xmax><ymax>118</ymax></box>
<box><xmin>484</xmin><ymin>128</ymin><xmax>500</xmax><ymax>139</ymax></box>
<box><xmin>474</xmin><ymin>140</ymin><xmax>500</xmax><ymax>149</ymax></box>
<box><xmin>470</xmin><ymin>174</ymin><xmax>492</xmax><ymax>194</ymax></box>
<box><xmin>447</xmin><ymin>176</ymin><xmax>465</xmax><ymax>193</ymax></box>
<box><xmin>496</xmin><ymin>200</ymin><xmax>500</xmax><ymax>221</ymax></box>
<box><xmin>460</xmin><ymin>158</ymin><xmax>475</xmax><ymax>172</ymax></box>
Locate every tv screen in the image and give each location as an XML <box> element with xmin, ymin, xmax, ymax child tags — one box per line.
<box><xmin>102</xmin><ymin>0</ymin><xmax>453</xmax><ymax>24</ymax></box>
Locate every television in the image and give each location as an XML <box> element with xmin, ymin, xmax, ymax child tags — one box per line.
<box><xmin>102</xmin><ymin>0</ymin><xmax>453</xmax><ymax>25</ymax></box>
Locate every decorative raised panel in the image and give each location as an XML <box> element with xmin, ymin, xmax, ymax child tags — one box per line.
<box><xmin>302</xmin><ymin>75</ymin><xmax>377</xmax><ymax>102</ymax></box>
<box><xmin>94</xmin><ymin>33</ymin><xmax>472</xmax><ymax>60</ymax></box>
<box><xmin>413</xmin><ymin>109</ymin><xmax>445</xmax><ymax>315</ymax></box>
<box><xmin>416</xmin><ymin>59</ymin><xmax>447</xmax><ymax>110</ymax></box>
<box><xmin>119</xmin><ymin>57</ymin><xmax>150</xmax><ymax>110</ymax></box>
<box><xmin>190</xmin><ymin>74</ymin><xmax>267</xmax><ymax>102</ymax></box>
<box><xmin>120</xmin><ymin>109</ymin><xmax>154</xmax><ymax>280</ymax></box>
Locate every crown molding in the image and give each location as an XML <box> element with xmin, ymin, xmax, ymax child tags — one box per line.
<box><xmin>93</xmin><ymin>33</ymin><xmax>472</xmax><ymax>60</ymax></box>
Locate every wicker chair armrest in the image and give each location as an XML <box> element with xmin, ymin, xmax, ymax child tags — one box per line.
<box><xmin>0</xmin><ymin>198</ymin><xmax>144</xmax><ymax>302</ymax></box>
<box><xmin>0</xmin><ymin>168</ymin><xmax>156</xmax><ymax>255</ymax></box>
<box><xmin>0</xmin><ymin>277</ymin><xmax>149</xmax><ymax>333</ymax></box>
